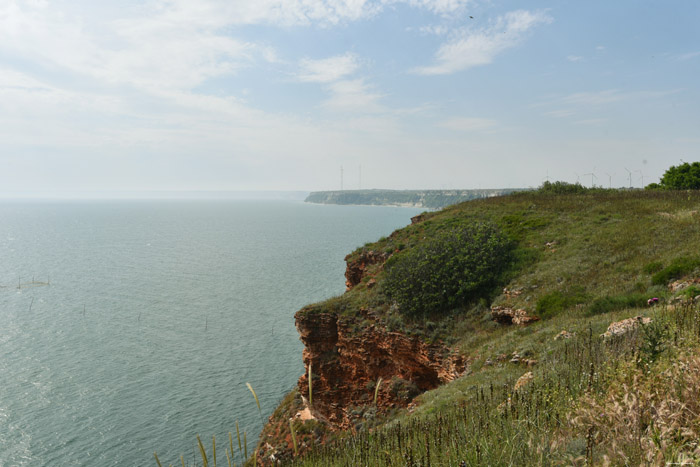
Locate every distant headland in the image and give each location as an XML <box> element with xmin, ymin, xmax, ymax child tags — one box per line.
<box><xmin>305</xmin><ymin>188</ymin><xmax>526</xmax><ymax>209</ymax></box>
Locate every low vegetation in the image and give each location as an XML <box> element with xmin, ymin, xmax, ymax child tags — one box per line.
<box><xmin>384</xmin><ymin>222</ymin><xmax>513</xmax><ymax>317</ymax></box>
<box><xmin>285</xmin><ymin>185</ymin><xmax>700</xmax><ymax>466</ymax></box>
<box><xmin>297</xmin><ymin>304</ymin><xmax>700</xmax><ymax>466</ymax></box>
<box><xmin>159</xmin><ymin>174</ymin><xmax>700</xmax><ymax>466</ymax></box>
<box><xmin>646</xmin><ymin>161</ymin><xmax>700</xmax><ymax>190</ymax></box>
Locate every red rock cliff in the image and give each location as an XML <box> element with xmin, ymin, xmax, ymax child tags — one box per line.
<box><xmin>344</xmin><ymin>250</ymin><xmax>390</xmax><ymax>290</ymax></box>
<box><xmin>295</xmin><ymin>309</ymin><xmax>465</xmax><ymax>430</ymax></box>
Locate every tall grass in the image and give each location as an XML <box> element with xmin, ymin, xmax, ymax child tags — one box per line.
<box><xmin>155</xmin><ymin>385</ymin><xmax>263</xmax><ymax>467</ymax></box>
<box><xmin>291</xmin><ymin>303</ymin><xmax>700</xmax><ymax>466</ymax></box>
<box><xmin>374</xmin><ymin>377</ymin><xmax>382</xmax><ymax>406</ymax></box>
<box><xmin>308</xmin><ymin>363</ymin><xmax>312</xmax><ymax>408</ymax></box>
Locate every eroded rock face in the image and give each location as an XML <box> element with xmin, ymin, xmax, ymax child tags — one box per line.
<box><xmin>295</xmin><ymin>310</ymin><xmax>465</xmax><ymax>430</ymax></box>
<box><xmin>491</xmin><ymin>306</ymin><xmax>539</xmax><ymax>325</ymax></box>
<box><xmin>410</xmin><ymin>213</ymin><xmax>425</xmax><ymax>225</ymax></box>
<box><xmin>344</xmin><ymin>250</ymin><xmax>390</xmax><ymax>290</ymax></box>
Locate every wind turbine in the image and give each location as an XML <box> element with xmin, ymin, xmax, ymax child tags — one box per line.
<box><xmin>624</xmin><ymin>167</ymin><xmax>632</xmax><ymax>188</ymax></box>
<box><xmin>636</xmin><ymin>170</ymin><xmax>645</xmax><ymax>187</ymax></box>
<box><xmin>583</xmin><ymin>172</ymin><xmax>597</xmax><ymax>188</ymax></box>
<box><xmin>605</xmin><ymin>173</ymin><xmax>614</xmax><ymax>189</ymax></box>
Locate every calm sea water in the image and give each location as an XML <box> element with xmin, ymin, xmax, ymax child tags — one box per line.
<box><xmin>0</xmin><ymin>200</ymin><xmax>422</xmax><ymax>466</ymax></box>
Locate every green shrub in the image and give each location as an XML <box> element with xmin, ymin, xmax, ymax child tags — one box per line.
<box><xmin>389</xmin><ymin>377</ymin><xmax>420</xmax><ymax>403</ymax></box>
<box><xmin>647</xmin><ymin>161</ymin><xmax>700</xmax><ymax>190</ymax></box>
<box><xmin>679</xmin><ymin>285</ymin><xmax>700</xmax><ymax>299</ymax></box>
<box><xmin>587</xmin><ymin>293</ymin><xmax>649</xmax><ymax>316</ymax></box>
<box><xmin>384</xmin><ymin>222</ymin><xmax>513</xmax><ymax>317</ymax></box>
<box><xmin>535</xmin><ymin>287</ymin><xmax>588</xmax><ymax>319</ymax></box>
<box><xmin>536</xmin><ymin>180</ymin><xmax>589</xmax><ymax>194</ymax></box>
<box><xmin>651</xmin><ymin>256</ymin><xmax>700</xmax><ymax>285</ymax></box>
<box><xmin>642</xmin><ymin>261</ymin><xmax>664</xmax><ymax>274</ymax></box>
<box><xmin>639</xmin><ymin>316</ymin><xmax>670</xmax><ymax>365</ymax></box>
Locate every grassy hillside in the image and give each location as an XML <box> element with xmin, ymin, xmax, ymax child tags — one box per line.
<box><xmin>288</xmin><ymin>188</ymin><xmax>700</xmax><ymax>465</ymax></box>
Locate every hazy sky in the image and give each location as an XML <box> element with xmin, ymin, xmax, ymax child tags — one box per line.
<box><xmin>1</xmin><ymin>1</ymin><xmax>699</xmax><ymax>194</ymax></box>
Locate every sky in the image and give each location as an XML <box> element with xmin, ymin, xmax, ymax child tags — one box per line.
<box><xmin>1</xmin><ymin>0</ymin><xmax>699</xmax><ymax>195</ymax></box>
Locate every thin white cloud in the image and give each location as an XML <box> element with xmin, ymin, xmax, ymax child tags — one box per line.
<box><xmin>677</xmin><ymin>51</ymin><xmax>700</xmax><ymax>61</ymax></box>
<box><xmin>136</xmin><ymin>0</ymin><xmax>471</xmax><ymax>28</ymax></box>
<box><xmin>413</xmin><ymin>9</ymin><xmax>553</xmax><ymax>75</ymax></box>
<box><xmin>322</xmin><ymin>79</ymin><xmax>385</xmax><ymax>113</ymax></box>
<box><xmin>557</xmin><ymin>89</ymin><xmax>628</xmax><ymax>107</ymax></box>
<box><xmin>573</xmin><ymin>118</ymin><xmax>607</xmax><ymax>126</ymax></box>
<box><xmin>539</xmin><ymin>89</ymin><xmax>681</xmax><ymax>119</ymax></box>
<box><xmin>556</xmin><ymin>89</ymin><xmax>678</xmax><ymax>107</ymax></box>
<box><xmin>439</xmin><ymin>117</ymin><xmax>498</xmax><ymax>132</ymax></box>
<box><xmin>390</xmin><ymin>0</ymin><xmax>472</xmax><ymax>15</ymax></box>
<box><xmin>298</xmin><ymin>53</ymin><xmax>360</xmax><ymax>83</ymax></box>
<box><xmin>566</xmin><ymin>55</ymin><xmax>583</xmax><ymax>62</ymax></box>
<box><xmin>417</xmin><ymin>24</ymin><xmax>449</xmax><ymax>35</ymax></box>
<box><xmin>544</xmin><ymin>109</ymin><xmax>576</xmax><ymax>119</ymax></box>
<box><xmin>296</xmin><ymin>53</ymin><xmax>387</xmax><ymax>114</ymax></box>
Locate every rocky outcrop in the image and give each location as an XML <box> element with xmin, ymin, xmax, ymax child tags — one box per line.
<box><xmin>344</xmin><ymin>250</ymin><xmax>390</xmax><ymax>290</ymax></box>
<box><xmin>669</xmin><ymin>277</ymin><xmax>700</xmax><ymax>292</ymax></box>
<box><xmin>410</xmin><ymin>213</ymin><xmax>425</xmax><ymax>224</ymax></box>
<box><xmin>602</xmin><ymin>316</ymin><xmax>652</xmax><ymax>338</ymax></box>
<box><xmin>491</xmin><ymin>306</ymin><xmax>539</xmax><ymax>325</ymax></box>
<box><xmin>554</xmin><ymin>330</ymin><xmax>575</xmax><ymax>340</ymax></box>
<box><xmin>295</xmin><ymin>309</ymin><xmax>466</xmax><ymax>430</ymax></box>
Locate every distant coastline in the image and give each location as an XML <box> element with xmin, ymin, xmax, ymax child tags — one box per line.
<box><xmin>305</xmin><ymin>188</ymin><xmax>526</xmax><ymax>209</ymax></box>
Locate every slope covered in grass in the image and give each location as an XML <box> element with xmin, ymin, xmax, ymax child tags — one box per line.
<box><xmin>284</xmin><ymin>188</ymin><xmax>700</xmax><ymax>466</ymax></box>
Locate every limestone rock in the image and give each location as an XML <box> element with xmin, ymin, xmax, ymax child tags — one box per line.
<box><xmin>491</xmin><ymin>306</ymin><xmax>539</xmax><ymax>325</ymax></box>
<box><xmin>554</xmin><ymin>330</ymin><xmax>575</xmax><ymax>340</ymax></box>
<box><xmin>602</xmin><ymin>316</ymin><xmax>652</xmax><ymax>338</ymax></box>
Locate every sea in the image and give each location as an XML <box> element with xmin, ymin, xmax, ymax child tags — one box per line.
<box><xmin>0</xmin><ymin>199</ymin><xmax>423</xmax><ymax>466</ymax></box>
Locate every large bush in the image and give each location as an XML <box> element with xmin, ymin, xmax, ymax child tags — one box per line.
<box><xmin>647</xmin><ymin>161</ymin><xmax>700</xmax><ymax>190</ymax></box>
<box><xmin>384</xmin><ymin>222</ymin><xmax>513</xmax><ymax>317</ymax></box>
<box><xmin>537</xmin><ymin>180</ymin><xmax>589</xmax><ymax>194</ymax></box>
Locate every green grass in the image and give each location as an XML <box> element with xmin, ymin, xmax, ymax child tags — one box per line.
<box><xmin>275</xmin><ymin>190</ymin><xmax>700</xmax><ymax>465</ymax></box>
<box><xmin>651</xmin><ymin>256</ymin><xmax>700</xmax><ymax>285</ymax></box>
<box><xmin>159</xmin><ymin>189</ymin><xmax>700</xmax><ymax>466</ymax></box>
<box><xmin>292</xmin><ymin>303</ymin><xmax>700</xmax><ymax>466</ymax></box>
<box><xmin>535</xmin><ymin>287</ymin><xmax>589</xmax><ymax>319</ymax></box>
